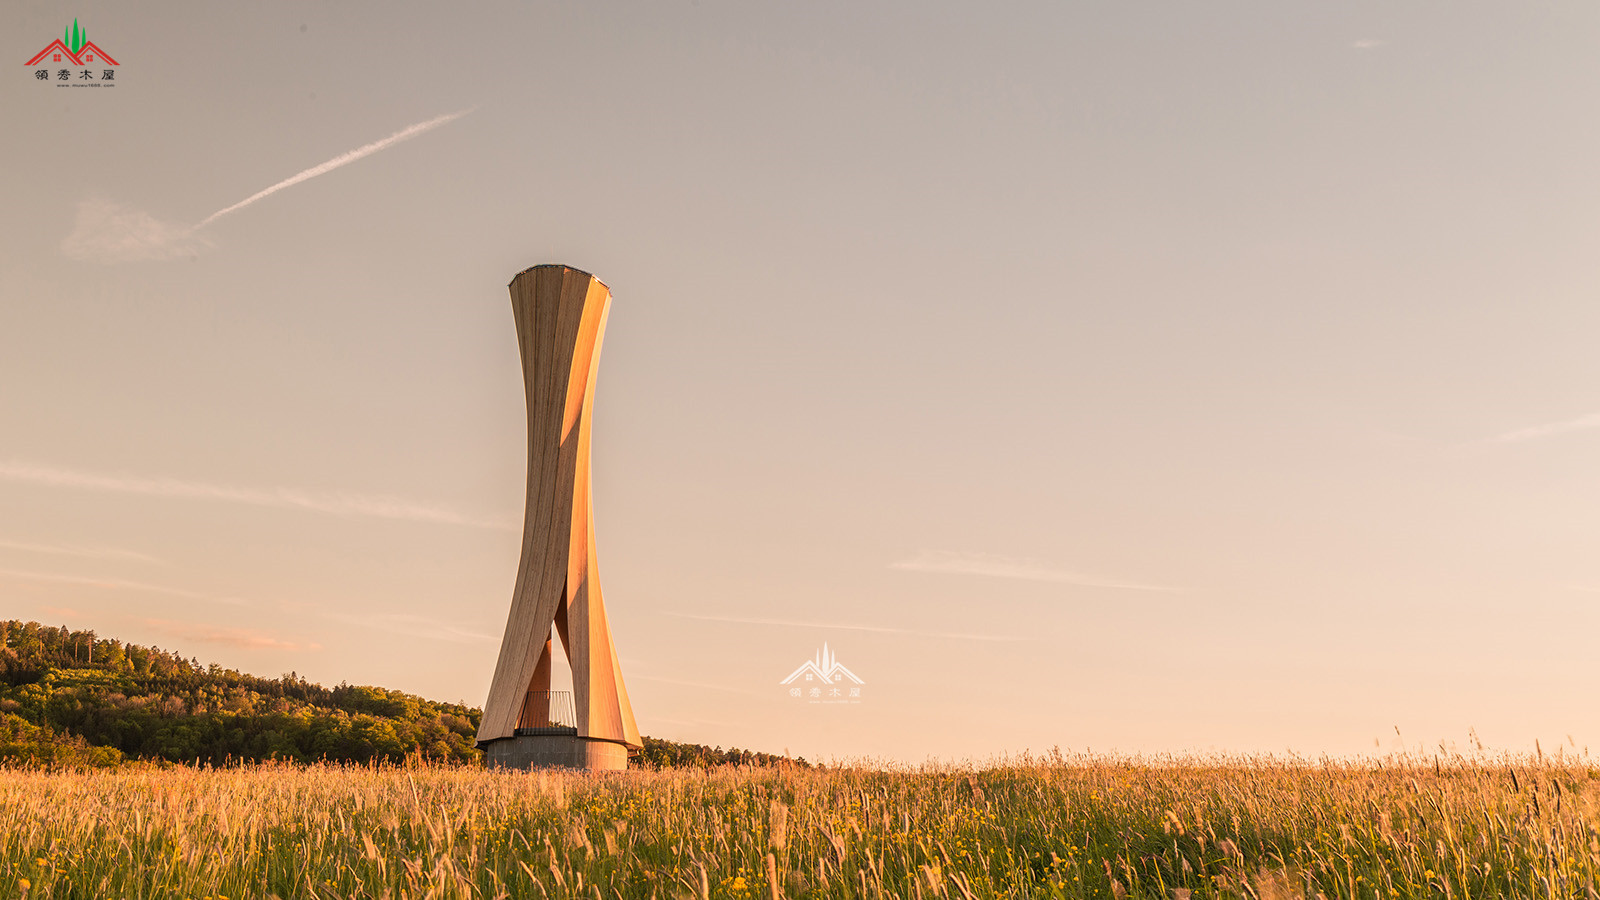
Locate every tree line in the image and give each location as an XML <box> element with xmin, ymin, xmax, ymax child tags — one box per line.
<box><xmin>0</xmin><ymin>620</ymin><xmax>479</xmax><ymax>766</ymax></box>
<box><xmin>0</xmin><ymin>620</ymin><xmax>807</xmax><ymax>770</ymax></box>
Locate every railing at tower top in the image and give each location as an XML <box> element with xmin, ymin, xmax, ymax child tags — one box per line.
<box><xmin>515</xmin><ymin>690</ymin><xmax>578</xmax><ymax>736</ymax></box>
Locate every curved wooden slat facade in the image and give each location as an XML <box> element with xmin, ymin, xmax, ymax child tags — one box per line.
<box><xmin>476</xmin><ymin>265</ymin><xmax>641</xmax><ymax>751</ymax></box>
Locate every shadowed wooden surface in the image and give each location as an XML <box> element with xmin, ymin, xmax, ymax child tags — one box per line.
<box><xmin>477</xmin><ymin>265</ymin><xmax>641</xmax><ymax>750</ymax></box>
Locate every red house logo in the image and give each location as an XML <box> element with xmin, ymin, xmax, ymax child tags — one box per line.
<box><xmin>25</xmin><ymin>18</ymin><xmax>119</xmax><ymax>69</ymax></box>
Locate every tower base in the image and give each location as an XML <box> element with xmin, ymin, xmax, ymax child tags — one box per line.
<box><xmin>481</xmin><ymin>734</ymin><xmax>629</xmax><ymax>771</ymax></box>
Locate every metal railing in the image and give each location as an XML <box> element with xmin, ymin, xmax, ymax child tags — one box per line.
<box><xmin>516</xmin><ymin>690</ymin><xmax>577</xmax><ymax>735</ymax></box>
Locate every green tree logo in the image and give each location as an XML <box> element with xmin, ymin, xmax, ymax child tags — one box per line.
<box><xmin>64</xmin><ymin>18</ymin><xmax>86</xmax><ymax>55</ymax></box>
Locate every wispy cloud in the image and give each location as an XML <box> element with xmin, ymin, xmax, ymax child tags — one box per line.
<box><xmin>142</xmin><ymin>618</ymin><xmax>305</xmax><ymax>651</ymax></box>
<box><xmin>61</xmin><ymin>198</ymin><xmax>212</xmax><ymax>262</ymax></box>
<box><xmin>0</xmin><ymin>537</ymin><xmax>161</xmax><ymax>564</ymax></box>
<box><xmin>1351</xmin><ymin>38</ymin><xmax>1384</xmax><ymax>51</ymax></box>
<box><xmin>0</xmin><ymin>460</ymin><xmax>511</xmax><ymax>529</ymax></box>
<box><xmin>645</xmin><ymin>715</ymin><xmax>732</xmax><ymax>729</ymax></box>
<box><xmin>634</xmin><ymin>675</ymin><xmax>760</xmax><ymax>696</ymax></box>
<box><xmin>667</xmin><ymin>612</ymin><xmax>1028</xmax><ymax>643</ymax></box>
<box><xmin>316</xmin><ymin>609</ymin><xmax>499</xmax><ymax>645</ymax></box>
<box><xmin>62</xmin><ymin>109</ymin><xmax>472</xmax><ymax>263</ymax></box>
<box><xmin>0</xmin><ymin>567</ymin><xmax>244</xmax><ymax>604</ymax></box>
<box><xmin>1492</xmin><ymin>412</ymin><xmax>1600</xmax><ymax>444</ymax></box>
<box><xmin>39</xmin><ymin>606</ymin><xmax>84</xmax><ymax>621</ymax></box>
<box><xmin>890</xmin><ymin>550</ymin><xmax>1179</xmax><ymax>592</ymax></box>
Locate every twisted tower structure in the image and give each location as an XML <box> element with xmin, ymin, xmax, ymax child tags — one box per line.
<box><xmin>477</xmin><ymin>264</ymin><xmax>641</xmax><ymax>770</ymax></box>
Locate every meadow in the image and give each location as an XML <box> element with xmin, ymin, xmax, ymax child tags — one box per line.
<box><xmin>0</xmin><ymin>751</ymin><xmax>1593</xmax><ymax>899</ymax></box>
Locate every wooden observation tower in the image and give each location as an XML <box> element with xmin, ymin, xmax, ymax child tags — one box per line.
<box><xmin>476</xmin><ymin>264</ymin><xmax>641</xmax><ymax>770</ymax></box>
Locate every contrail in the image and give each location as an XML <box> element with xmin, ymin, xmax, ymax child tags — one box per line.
<box><xmin>0</xmin><ymin>537</ymin><xmax>161</xmax><ymax>565</ymax></box>
<box><xmin>890</xmin><ymin>549</ymin><xmax>1181</xmax><ymax>592</ymax></box>
<box><xmin>0</xmin><ymin>459</ymin><xmax>513</xmax><ymax>530</ymax></box>
<box><xmin>196</xmin><ymin>108</ymin><xmax>472</xmax><ymax>228</ymax></box>
<box><xmin>667</xmin><ymin>612</ymin><xmax>1029</xmax><ymax>643</ymax></box>
<box><xmin>0</xmin><ymin>567</ymin><xmax>242</xmax><ymax>604</ymax></box>
<box><xmin>1492</xmin><ymin>411</ymin><xmax>1600</xmax><ymax>444</ymax></box>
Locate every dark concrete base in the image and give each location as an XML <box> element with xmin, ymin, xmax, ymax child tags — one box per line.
<box><xmin>482</xmin><ymin>734</ymin><xmax>630</xmax><ymax>771</ymax></box>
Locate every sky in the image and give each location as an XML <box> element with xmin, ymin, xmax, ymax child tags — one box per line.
<box><xmin>3</xmin><ymin>1</ymin><xmax>1599</xmax><ymax>764</ymax></box>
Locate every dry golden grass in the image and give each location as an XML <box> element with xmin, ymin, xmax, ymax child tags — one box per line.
<box><xmin>1</xmin><ymin>750</ymin><xmax>1596</xmax><ymax>898</ymax></box>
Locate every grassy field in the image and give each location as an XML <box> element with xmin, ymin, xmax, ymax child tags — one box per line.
<box><xmin>0</xmin><ymin>752</ymin><xmax>1593</xmax><ymax>899</ymax></box>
